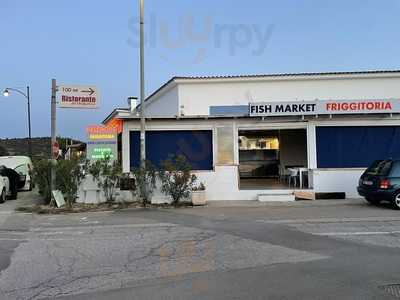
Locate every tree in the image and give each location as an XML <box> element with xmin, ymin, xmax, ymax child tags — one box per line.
<box><xmin>56</xmin><ymin>159</ymin><xmax>86</xmax><ymax>207</ymax></box>
<box><xmin>132</xmin><ymin>161</ymin><xmax>157</xmax><ymax>207</ymax></box>
<box><xmin>0</xmin><ymin>145</ymin><xmax>9</xmax><ymax>156</ymax></box>
<box><xmin>33</xmin><ymin>158</ymin><xmax>85</xmax><ymax>207</ymax></box>
<box><xmin>159</xmin><ymin>155</ymin><xmax>197</xmax><ymax>207</ymax></box>
<box><xmin>33</xmin><ymin>159</ymin><xmax>53</xmax><ymax>204</ymax></box>
<box><xmin>88</xmin><ymin>156</ymin><xmax>122</xmax><ymax>203</ymax></box>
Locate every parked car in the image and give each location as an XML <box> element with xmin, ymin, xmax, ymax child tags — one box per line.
<box><xmin>0</xmin><ymin>174</ymin><xmax>9</xmax><ymax>203</ymax></box>
<box><xmin>0</xmin><ymin>156</ymin><xmax>33</xmax><ymax>191</ymax></box>
<box><xmin>0</xmin><ymin>165</ymin><xmax>19</xmax><ymax>201</ymax></box>
<box><xmin>358</xmin><ymin>159</ymin><xmax>400</xmax><ymax>209</ymax></box>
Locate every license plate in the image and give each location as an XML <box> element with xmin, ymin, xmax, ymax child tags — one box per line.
<box><xmin>363</xmin><ymin>180</ymin><xmax>373</xmax><ymax>186</ymax></box>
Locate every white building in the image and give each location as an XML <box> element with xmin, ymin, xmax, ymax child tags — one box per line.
<box><xmin>103</xmin><ymin>70</ymin><xmax>400</xmax><ymax>202</ymax></box>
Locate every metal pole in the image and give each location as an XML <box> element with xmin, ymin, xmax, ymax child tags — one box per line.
<box><xmin>51</xmin><ymin>79</ymin><xmax>57</xmax><ymax>192</ymax></box>
<box><xmin>27</xmin><ymin>86</ymin><xmax>32</xmax><ymax>158</ymax></box>
<box><xmin>139</xmin><ymin>0</ymin><xmax>146</xmax><ymax>168</ymax></box>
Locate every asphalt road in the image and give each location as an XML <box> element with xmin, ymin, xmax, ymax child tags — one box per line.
<box><xmin>0</xmin><ymin>196</ymin><xmax>400</xmax><ymax>299</ymax></box>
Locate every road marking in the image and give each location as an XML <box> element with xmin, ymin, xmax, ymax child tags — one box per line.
<box><xmin>256</xmin><ymin>217</ymin><xmax>400</xmax><ymax>224</ymax></box>
<box><xmin>315</xmin><ymin>231</ymin><xmax>400</xmax><ymax>236</ymax></box>
<box><xmin>30</xmin><ymin>223</ymin><xmax>177</xmax><ymax>232</ymax></box>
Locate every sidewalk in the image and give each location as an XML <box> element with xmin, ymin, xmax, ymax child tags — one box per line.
<box><xmin>206</xmin><ymin>198</ymin><xmax>364</xmax><ymax>208</ymax></box>
<box><xmin>0</xmin><ymin>191</ymin><xmax>44</xmax><ymax>214</ymax></box>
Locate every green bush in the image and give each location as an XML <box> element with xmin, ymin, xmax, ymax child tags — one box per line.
<box><xmin>88</xmin><ymin>156</ymin><xmax>122</xmax><ymax>203</ymax></box>
<box><xmin>132</xmin><ymin>161</ymin><xmax>157</xmax><ymax>206</ymax></box>
<box><xmin>33</xmin><ymin>158</ymin><xmax>85</xmax><ymax>206</ymax></box>
<box><xmin>159</xmin><ymin>155</ymin><xmax>197</xmax><ymax>207</ymax></box>
<box><xmin>33</xmin><ymin>159</ymin><xmax>53</xmax><ymax>204</ymax></box>
<box><xmin>56</xmin><ymin>159</ymin><xmax>86</xmax><ymax>207</ymax></box>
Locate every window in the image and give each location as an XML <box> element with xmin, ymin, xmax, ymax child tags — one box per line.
<box><xmin>366</xmin><ymin>160</ymin><xmax>392</xmax><ymax>176</ymax></box>
<box><xmin>130</xmin><ymin>130</ymin><xmax>213</xmax><ymax>170</ymax></box>
<box><xmin>316</xmin><ymin>126</ymin><xmax>400</xmax><ymax>168</ymax></box>
<box><xmin>216</xmin><ymin>126</ymin><xmax>234</xmax><ymax>165</ymax></box>
<box><xmin>389</xmin><ymin>161</ymin><xmax>400</xmax><ymax>177</ymax></box>
<box><xmin>14</xmin><ymin>165</ymin><xmax>29</xmax><ymax>175</ymax></box>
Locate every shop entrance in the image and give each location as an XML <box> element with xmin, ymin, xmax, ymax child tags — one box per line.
<box><xmin>239</xmin><ymin>129</ymin><xmax>308</xmax><ymax>190</ymax></box>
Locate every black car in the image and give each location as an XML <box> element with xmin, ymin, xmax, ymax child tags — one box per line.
<box><xmin>358</xmin><ymin>159</ymin><xmax>400</xmax><ymax>209</ymax></box>
<box><xmin>0</xmin><ymin>165</ymin><xmax>19</xmax><ymax>200</ymax></box>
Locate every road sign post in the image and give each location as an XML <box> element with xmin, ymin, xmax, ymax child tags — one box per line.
<box><xmin>50</xmin><ymin>81</ymin><xmax>99</xmax><ymax>194</ymax></box>
<box><xmin>51</xmin><ymin>79</ymin><xmax>57</xmax><ymax>194</ymax></box>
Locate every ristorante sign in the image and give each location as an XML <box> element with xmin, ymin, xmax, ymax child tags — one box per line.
<box><xmin>249</xmin><ymin>99</ymin><xmax>400</xmax><ymax>117</ymax></box>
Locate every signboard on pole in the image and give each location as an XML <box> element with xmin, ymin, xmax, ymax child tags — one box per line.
<box><xmin>52</xmin><ymin>141</ymin><xmax>60</xmax><ymax>159</ymax></box>
<box><xmin>249</xmin><ymin>99</ymin><xmax>400</xmax><ymax>117</ymax></box>
<box><xmin>58</xmin><ymin>85</ymin><xmax>99</xmax><ymax>109</ymax></box>
<box><xmin>86</xmin><ymin>126</ymin><xmax>118</xmax><ymax>162</ymax></box>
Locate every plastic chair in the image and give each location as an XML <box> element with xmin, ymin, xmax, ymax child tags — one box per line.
<box><xmin>279</xmin><ymin>165</ymin><xmax>288</xmax><ymax>183</ymax></box>
<box><xmin>287</xmin><ymin>168</ymin><xmax>299</xmax><ymax>188</ymax></box>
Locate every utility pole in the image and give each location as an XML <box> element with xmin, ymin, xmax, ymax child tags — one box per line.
<box><xmin>26</xmin><ymin>86</ymin><xmax>32</xmax><ymax>158</ymax></box>
<box><xmin>139</xmin><ymin>0</ymin><xmax>146</xmax><ymax>168</ymax></box>
<box><xmin>51</xmin><ymin>79</ymin><xmax>57</xmax><ymax>192</ymax></box>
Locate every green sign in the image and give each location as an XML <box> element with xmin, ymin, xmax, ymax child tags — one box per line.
<box><xmin>86</xmin><ymin>126</ymin><xmax>118</xmax><ymax>162</ymax></box>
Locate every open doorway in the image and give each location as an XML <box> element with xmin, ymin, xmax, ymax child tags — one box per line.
<box><xmin>239</xmin><ymin>129</ymin><xmax>308</xmax><ymax>190</ymax></box>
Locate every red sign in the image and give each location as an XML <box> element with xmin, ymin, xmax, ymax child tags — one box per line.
<box><xmin>105</xmin><ymin>118</ymin><xmax>123</xmax><ymax>133</ymax></box>
<box><xmin>53</xmin><ymin>142</ymin><xmax>60</xmax><ymax>159</ymax></box>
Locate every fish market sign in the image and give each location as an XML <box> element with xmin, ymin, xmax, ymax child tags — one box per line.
<box><xmin>249</xmin><ymin>99</ymin><xmax>400</xmax><ymax>117</ymax></box>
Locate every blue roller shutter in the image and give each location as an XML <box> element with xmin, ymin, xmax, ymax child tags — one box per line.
<box><xmin>316</xmin><ymin>126</ymin><xmax>400</xmax><ymax>168</ymax></box>
<box><xmin>130</xmin><ymin>130</ymin><xmax>213</xmax><ymax>170</ymax></box>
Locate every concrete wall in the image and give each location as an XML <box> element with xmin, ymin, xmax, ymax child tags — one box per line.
<box><xmin>145</xmin><ymin>85</ymin><xmax>180</xmax><ymax>118</ymax></box>
<box><xmin>119</xmin><ymin>117</ymin><xmax>400</xmax><ymax>201</ymax></box>
<box><xmin>313</xmin><ymin>169</ymin><xmax>365</xmax><ymax>198</ymax></box>
<box><xmin>178</xmin><ymin>76</ymin><xmax>400</xmax><ymax>116</ymax></box>
<box><xmin>116</xmin><ymin>73</ymin><xmax>400</xmax><ymax>201</ymax></box>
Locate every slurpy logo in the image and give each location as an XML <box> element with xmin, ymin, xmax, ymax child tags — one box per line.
<box><xmin>128</xmin><ymin>13</ymin><xmax>275</xmax><ymax>64</ymax></box>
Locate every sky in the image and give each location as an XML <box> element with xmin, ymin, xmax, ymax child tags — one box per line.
<box><xmin>1</xmin><ymin>0</ymin><xmax>400</xmax><ymax>140</ymax></box>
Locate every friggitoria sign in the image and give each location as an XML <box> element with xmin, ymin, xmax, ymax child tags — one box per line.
<box><xmin>249</xmin><ymin>99</ymin><xmax>400</xmax><ymax>117</ymax></box>
<box><xmin>59</xmin><ymin>85</ymin><xmax>99</xmax><ymax>109</ymax></box>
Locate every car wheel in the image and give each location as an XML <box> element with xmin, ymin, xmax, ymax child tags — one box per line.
<box><xmin>10</xmin><ymin>184</ymin><xmax>18</xmax><ymax>200</ymax></box>
<box><xmin>0</xmin><ymin>189</ymin><xmax>5</xmax><ymax>203</ymax></box>
<box><xmin>10</xmin><ymin>190</ymin><xmax>17</xmax><ymax>200</ymax></box>
<box><xmin>365</xmin><ymin>197</ymin><xmax>381</xmax><ymax>205</ymax></box>
<box><xmin>393</xmin><ymin>192</ymin><xmax>400</xmax><ymax>210</ymax></box>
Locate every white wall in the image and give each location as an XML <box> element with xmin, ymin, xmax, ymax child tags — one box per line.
<box><xmin>178</xmin><ymin>76</ymin><xmax>400</xmax><ymax>116</ymax></box>
<box><xmin>313</xmin><ymin>169</ymin><xmax>365</xmax><ymax>198</ymax></box>
<box><xmin>145</xmin><ymin>85</ymin><xmax>180</xmax><ymax>118</ymax></box>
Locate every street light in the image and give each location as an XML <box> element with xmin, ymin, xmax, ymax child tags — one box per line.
<box><xmin>2</xmin><ymin>86</ymin><xmax>32</xmax><ymax>158</ymax></box>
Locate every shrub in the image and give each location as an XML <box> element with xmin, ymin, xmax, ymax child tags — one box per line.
<box><xmin>33</xmin><ymin>159</ymin><xmax>53</xmax><ymax>204</ymax></box>
<box><xmin>132</xmin><ymin>161</ymin><xmax>157</xmax><ymax>206</ymax></box>
<box><xmin>88</xmin><ymin>156</ymin><xmax>122</xmax><ymax>203</ymax></box>
<box><xmin>192</xmin><ymin>182</ymin><xmax>206</xmax><ymax>191</ymax></box>
<box><xmin>159</xmin><ymin>155</ymin><xmax>197</xmax><ymax>207</ymax></box>
<box><xmin>33</xmin><ymin>158</ymin><xmax>85</xmax><ymax>206</ymax></box>
<box><xmin>56</xmin><ymin>159</ymin><xmax>86</xmax><ymax>207</ymax></box>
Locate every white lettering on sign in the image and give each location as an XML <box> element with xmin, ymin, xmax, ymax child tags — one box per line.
<box><xmin>249</xmin><ymin>99</ymin><xmax>400</xmax><ymax>117</ymax></box>
<box><xmin>58</xmin><ymin>85</ymin><xmax>99</xmax><ymax>109</ymax></box>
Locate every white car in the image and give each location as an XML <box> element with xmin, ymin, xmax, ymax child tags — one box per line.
<box><xmin>0</xmin><ymin>175</ymin><xmax>10</xmax><ymax>203</ymax></box>
<box><xmin>0</xmin><ymin>156</ymin><xmax>34</xmax><ymax>191</ymax></box>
